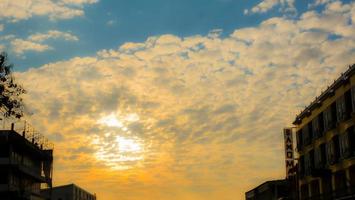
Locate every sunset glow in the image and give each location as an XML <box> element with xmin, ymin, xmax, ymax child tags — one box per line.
<box><xmin>98</xmin><ymin>114</ymin><xmax>124</xmax><ymax>128</ymax></box>
<box><xmin>92</xmin><ymin>134</ymin><xmax>144</xmax><ymax>170</ymax></box>
<box><xmin>3</xmin><ymin>0</ymin><xmax>355</xmax><ymax>199</ymax></box>
<box><xmin>94</xmin><ymin>113</ymin><xmax>144</xmax><ymax>170</ymax></box>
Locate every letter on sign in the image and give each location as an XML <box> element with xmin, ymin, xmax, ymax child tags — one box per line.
<box><xmin>284</xmin><ymin>128</ymin><xmax>294</xmax><ymax>178</ymax></box>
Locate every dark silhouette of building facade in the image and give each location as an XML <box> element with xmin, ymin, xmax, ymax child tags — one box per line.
<box><xmin>0</xmin><ymin>125</ymin><xmax>53</xmax><ymax>200</ymax></box>
<box><xmin>41</xmin><ymin>183</ymin><xmax>96</xmax><ymax>200</ymax></box>
<box><xmin>245</xmin><ymin>179</ymin><xmax>290</xmax><ymax>200</ymax></box>
<box><xmin>293</xmin><ymin>64</ymin><xmax>355</xmax><ymax>199</ymax></box>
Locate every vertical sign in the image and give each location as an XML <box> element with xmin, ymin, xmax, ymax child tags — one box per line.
<box><xmin>284</xmin><ymin>128</ymin><xmax>294</xmax><ymax>178</ymax></box>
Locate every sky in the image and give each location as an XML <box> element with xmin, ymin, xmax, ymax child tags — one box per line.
<box><xmin>1</xmin><ymin>0</ymin><xmax>355</xmax><ymax>199</ymax></box>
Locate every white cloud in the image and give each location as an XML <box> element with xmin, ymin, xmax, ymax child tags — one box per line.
<box><xmin>0</xmin><ymin>0</ymin><xmax>98</xmax><ymax>22</ymax></box>
<box><xmin>310</xmin><ymin>0</ymin><xmax>333</xmax><ymax>7</ymax></box>
<box><xmin>246</xmin><ymin>0</ymin><xmax>296</xmax><ymax>14</ymax></box>
<box><xmin>0</xmin><ymin>24</ymin><xmax>4</xmax><ymax>31</ymax></box>
<box><xmin>0</xmin><ymin>34</ymin><xmax>15</xmax><ymax>41</ymax></box>
<box><xmin>61</xmin><ymin>0</ymin><xmax>98</xmax><ymax>5</ymax></box>
<box><xmin>29</xmin><ymin>30</ymin><xmax>79</xmax><ymax>42</ymax></box>
<box><xmin>298</xmin><ymin>2</ymin><xmax>355</xmax><ymax>39</ymax></box>
<box><xmin>251</xmin><ymin>0</ymin><xmax>279</xmax><ymax>13</ymax></box>
<box><xmin>9</xmin><ymin>30</ymin><xmax>79</xmax><ymax>55</ymax></box>
<box><xmin>106</xmin><ymin>20</ymin><xmax>116</xmax><ymax>26</ymax></box>
<box><xmin>11</xmin><ymin>39</ymin><xmax>52</xmax><ymax>55</ymax></box>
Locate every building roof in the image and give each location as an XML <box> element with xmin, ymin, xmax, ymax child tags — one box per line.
<box><xmin>0</xmin><ymin>129</ymin><xmax>53</xmax><ymax>157</ymax></box>
<box><xmin>42</xmin><ymin>183</ymin><xmax>96</xmax><ymax>196</ymax></box>
<box><xmin>245</xmin><ymin>179</ymin><xmax>287</xmax><ymax>195</ymax></box>
<box><xmin>293</xmin><ymin>63</ymin><xmax>355</xmax><ymax>125</ymax></box>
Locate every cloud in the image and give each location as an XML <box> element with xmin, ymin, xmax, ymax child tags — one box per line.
<box><xmin>11</xmin><ymin>39</ymin><xmax>52</xmax><ymax>55</ymax></box>
<box><xmin>13</xmin><ymin>1</ymin><xmax>355</xmax><ymax>200</ymax></box>
<box><xmin>106</xmin><ymin>19</ymin><xmax>116</xmax><ymax>27</ymax></box>
<box><xmin>0</xmin><ymin>0</ymin><xmax>98</xmax><ymax>22</ymax></box>
<box><xmin>246</xmin><ymin>0</ymin><xmax>296</xmax><ymax>14</ymax></box>
<box><xmin>298</xmin><ymin>2</ymin><xmax>355</xmax><ymax>39</ymax></box>
<box><xmin>28</xmin><ymin>30</ymin><xmax>79</xmax><ymax>42</ymax></box>
<box><xmin>0</xmin><ymin>24</ymin><xmax>3</xmax><ymax>31</ymax></box>
<box><xmin>8</xmin><ymin>30</ymin><xmax>79</xmax><ymax>55</ymax></box>
<box><xmin>61</xmin><ymin>0</ymin><xmax>98</xmax><ymax>5</ymax></box>
<box><xmin>309</xmin><ymin>0</ymin><xmax>333</xmax><ymax>7</ymax></box>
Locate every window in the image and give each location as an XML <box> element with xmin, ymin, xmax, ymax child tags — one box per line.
<box><xmin>308</xmin><ymin>123</ymin><xmax>313</xmax><ymax>142</ymax></box>
<box><xmin>303</xmin><ymin>124</ymin><xmax>312</xmax><ymax>145</ymax></box>
<box><xmin>315</xmin><ymin>144</ymin><xmax>326</xmax><ymax>169</ymax></box>
<box><xmin>348</xmin><ymin>126</ymin><xmax>355</xmax><ymax>157</ymax></box>
<box><xmin>333</xmin><ymin>135</ymin><xmax>340</xmax><ymax>162</ymax></box>
<box><xmin>318</xmin><ymin>113</ymin><xmax>324</xmax><ymax>135</ymax></box>
<box><xmin>339</xmin><ymin>132</ymin><xmax>350</xmax><ymax>159</ymax></box>
<box><xmin>345</xmin><ymin>90</ymin><xmax>352</xmax><ymax>116</ymax></box>
<box><xmin>323</xmin><ymin>106</ymin><xmax>334</xmax><ymax>131</ymax></box>
<box><xmin>312</xmin><ymin>116</ymin><xmax>321</xmax><ymax>138</ymax></box>
<box><xmin>349</xmin><ymin>166</ymin><xmax>355</xmax><ymax>187</ymax></box>
<box><xmin>310</xmin><ymin>150</ymin><xmax>314</xmax><ymax>170</ymax></box>
<box><xmin>297</xmin><ymin>129</ymin><xmax>303</xmax><ymax>150</ymax></box>
<box><xmin>336</xmin><ymin>95</ymin><xmax>347</xmax><ymax>122</ymax></box>
<box><xmin>334</xmin><ymin>170</ymin><xmax>347</xmax><ymax>196</ymax></box>
<box><xmin>326</xmin><ymin>136</ymin><xmax>340</xmax><ymax>165</ymax></box>
<box><xmin>352</xmin><ymin>86</ymin><xmax>355</xmax><ymax>112</ymax></box>
<box><xmin>326</xmin><ymin>141</ymin><xmax>334</xmax><ymax>165</ymax></box>
<box><xmin>305</xmin><ymin>152</ymin><xmax>313</xmax><ymax>176</ymax></box>
<box><xmin>299</xmin><ymin>155</ymin><xmax>305</xmax><ymax>177</ymax></box>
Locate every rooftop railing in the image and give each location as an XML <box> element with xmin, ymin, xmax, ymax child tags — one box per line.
<box><xmin>0</xmin><ymin>117</ymin><xmax>53</xmax><ymax>150</ymax></box>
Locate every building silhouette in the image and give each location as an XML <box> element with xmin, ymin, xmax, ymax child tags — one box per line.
<box><xmin>293</xmin><ymin>64</ymin><xmax>355</xmax><ymax>199</ymax></box>
<box><xmin>0</xmin><ymin>124</ymin><xmax>53</xmax><ymax>200</ymax></box>
<box><xmin>245</xmin><ymin>179</ymin><xmax>290</xmax><ymax>200</ymax></box>
<box><xmin>41</xmin><ymin>183</ymin><xmax>96</xmax><ymax>200</ymax></box>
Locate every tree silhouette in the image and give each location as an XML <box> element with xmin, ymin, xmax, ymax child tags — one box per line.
<box><xmin>0</xmin><ymin>52</ymin><xmax>25</xmax><ymax>119</ymax></box>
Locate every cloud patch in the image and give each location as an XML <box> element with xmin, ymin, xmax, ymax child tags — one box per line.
<box><xmin>245</xmin><ymin>0</ymin><xmax>296</xmax><ymax>14</ymax></box>
<box><xmin>0</xmin><ymin>0</ymin><xmax>98</xmax><ymax>22</ymax></box>
<box><xmin>5</xmin><ymin>30</ymin><xmax>79</xmax><ymax>55</ymax></box>
<box><xmin>29</xmin><ymin>30</ymin><xmax>79</xmax><ymax>42</ymax></box>
<box><xmin>11</xmin><ymin>39</ymin><xmax>52</xmax><ymax>55</ymax></box>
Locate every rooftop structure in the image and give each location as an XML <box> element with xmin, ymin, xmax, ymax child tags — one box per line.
<box><xmin>0</xmin><ymin>122</ymin><xmax>53</xmax><ymax>200</ymax></box>
<box><xmin>41</xmin><ymin>183</ymin><xmax>97</xmax><ymax>200</ymax></box>
<box><xmin>245</xmin><ymin>179</ymin><xmax>290</xmax><ymax>200</ymax></box>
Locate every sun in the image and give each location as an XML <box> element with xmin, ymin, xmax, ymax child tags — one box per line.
<box><xmin>116</xmin><ymin>136</ymin><xmax>142</xmax><ymax>153</ymax></box>
<box><xmin>93</xmin><ymin>112</ymin><xmax>144</xmax><ymax>170</ymax></box>
<box><xmin>98</xmin><ymin>113</ymin><xmax>124</xmax><ymax>128</ymax></box>
<box><xmin>92</xmin><ymin>134</ymin><xmax>144</xmax><ymax>170</ymax></box>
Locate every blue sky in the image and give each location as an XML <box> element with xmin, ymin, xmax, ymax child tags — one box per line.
<box><xmin>0</xmin><ymin>0</ymin><xmax>318</xmax><ymax>70</ymax></box>
<box><xmin>2</xmin><ymin>1</ymin><xmax>355</xmax><ymax>200</ymax></box>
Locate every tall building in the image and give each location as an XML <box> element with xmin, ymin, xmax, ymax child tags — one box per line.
<box><xmin>41</xmin><ymin>183</ymin><xmax>97</xmax><ymax>200</ymax></box>
<box><xmin>293</xmin><ymin>64</ymin><xmax>355</xmax><ymax>199</ymax></box>
<box><xmin>0</xmin><ymin>124</ymin><xmax>53</xmax><ymax>200</ymax></box>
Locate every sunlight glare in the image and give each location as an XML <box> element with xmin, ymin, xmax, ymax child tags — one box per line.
<box><xmin>98</xmin><ymin>113</ymin><xmax>124</xmax><ymax>128</ymax></box>
<box><xmin>116</xmin><ymin>136</ymin><xmax>142</xmax><ymax>153</ymax></box>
